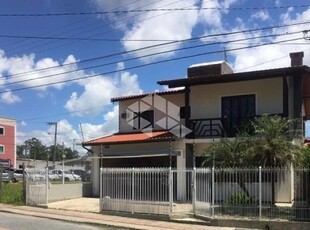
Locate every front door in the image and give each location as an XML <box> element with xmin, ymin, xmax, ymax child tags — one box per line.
<box><xmin>221</xmin><ymin>94</ymin><xmax>256</xmax><ymax>136</ymax></box>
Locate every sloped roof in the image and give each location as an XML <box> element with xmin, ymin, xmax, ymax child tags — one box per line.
<box><xmin>111</xmin><ymin>89</ymin><xmax>184</xmax><ymax>102</ymax></box>
<box><xmin>83</xmin><ymin>130</ymin><xmax>175</xmax><ymax>146</ymax></box>
<box><xmin>158</xmin><ymin>65</ymin><xmax>310</xmax><ymax>87</ymax></box>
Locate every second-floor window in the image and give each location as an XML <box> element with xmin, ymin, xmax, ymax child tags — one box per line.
<box><xmin>0</xmin><ymin>127</ymin><xmax>4</xmax><ymax>135</ymax></box>
<box><xmin>133</xmin><ymin>110</ymin><xmax>154</xmax><ymax>130</ymax></box>
<box><xmin>221</xmin><ymin>94</ymin><xmax>256</xmax><ymax>136</ymax></box>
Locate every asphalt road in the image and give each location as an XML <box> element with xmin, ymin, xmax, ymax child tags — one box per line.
<box><xmin>0</xmin><ymin>212</ymin><xmax>128</xmax><ymax>230</ymax></box>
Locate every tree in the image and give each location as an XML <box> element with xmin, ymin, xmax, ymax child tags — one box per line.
<box><xmin>301</xmin><ymin>147</ymin><xmax>310</xmax><ymax>167</ymax></box>
<box><xmin>24</xmin><ymin>138</ymin><xmax>47</xmax><ymax>160</ymax></box>
<box><xmin>203</xmin><ymin>136</ymin><xmax>252</xmax><ymax>197</ymax></box>
<box><xmin>17</xmin><ymin>139</ymin><xmax>81</xmax><ymax>162</ymax></box>
<box><xmin>16</xmin><ymin>145</ymin><xmax>26</xmax><ymax>157</ymax></box>
<box><xmin>202</xmin><ymin>115</ymin><xmax>302</xmax><ymax>203</ymax></box>
<box><xmin>246</xmin><ymin>115</ymin><xmax>301</xmax><ymax>167</ymax></box>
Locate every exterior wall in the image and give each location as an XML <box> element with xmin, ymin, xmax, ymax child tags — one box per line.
<box><xmin>48</xmin><ymin>183</ymin><xmax>92</xmax><ymax>202</ymax></box>
<box><xmin>118</xmin><ymin>93</ymin><xmax>185</xmax><ymax>133</ymax></box>
<box><xmin>190</xmin><ymin>77</ymin><xmax>283</xmax><ymax>119</ymax></box>
<box><xmin>92</xmin><ymin>141</ymin><xmax>173</xmax><ymax>155</ymax></box>
<box><xmin>194</xmin><ymin>142</ymin><xmax>211</xmax><ymax>157</ymax></box>
<box><xmin>0</xmin><ymin>117</ymin><xmax>16</xmax><ymax>168</ymax></box>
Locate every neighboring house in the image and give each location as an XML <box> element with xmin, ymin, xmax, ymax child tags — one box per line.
<box><xmin>0</xmin><ymin>116</ymin><xmax>16</xmax><ymax>169</ymax></box>
<box><xmin>83</xmin><ymin>52</ymin><xmax>310</xmax><ymax>196</ymax></box>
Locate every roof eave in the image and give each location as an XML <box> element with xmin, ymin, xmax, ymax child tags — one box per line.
<box><xmin>158</xmin><ymin>65</ymin><xmax>310</xmax><ymax>88</ymax></box>
<box><xmin>82</xmin><ymin>137</ymin><xmax>176</xmax><ymax>146</ymax></box>
<box><xmin>111</xmin><ymin>89</ymin><xmax>185</xmax><ymax>103</ymax></box>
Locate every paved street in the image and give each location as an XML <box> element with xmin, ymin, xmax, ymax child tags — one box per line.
<box><xmin>0</xmin><ymin>203</ymin><xmax>241</xmax><ymax>230</ymax></box>
<box><xmin>0</xmin><ymin>212</ymin><xmax>126</xmax><ymax>230</ymax></box>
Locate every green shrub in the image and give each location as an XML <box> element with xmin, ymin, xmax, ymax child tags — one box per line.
<box><xmin>225</xmin><ymin>192</ymin><xmax>258</xmax><ymax>205</ymax></box>
<box><xmin>0</xmin><ymin>183</ymin><xmax>25</xmax><ymax>205</ymax></box>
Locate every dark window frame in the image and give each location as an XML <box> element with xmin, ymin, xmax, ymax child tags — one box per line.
<box><xmin>221</xmin><ymin>94</ymin><xmax>256</xmax><ymax>136</ymax></box>
<box><xmin>0</xmin><ymin>127</ymin><xmax>4</xmax><ymax>135</ymax></box>
<box><xmin>0</xmin><ymin>145</ymin><xmax>4</xmax><ymax>154</ymax></box>
<box><xmin>133</xmin><ymin>110</ymin><xmax>154</xmax><ymax>130</ymax></box>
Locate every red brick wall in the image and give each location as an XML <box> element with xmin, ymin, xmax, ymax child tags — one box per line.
<box><xmin>0</xmin><ymin>124</ymin><xmax>15</xmax><ymax>168</ymax></box>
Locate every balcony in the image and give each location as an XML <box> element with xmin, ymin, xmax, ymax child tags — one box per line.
<box><xmin>189</xmin><ymin>114</ymin><xmax>284</xmax><ymax>139</ymax></box>
<box><xmin>190</xmin><ymin>118</ymin><xmax>227</xmax><ymax>139</ymax></box>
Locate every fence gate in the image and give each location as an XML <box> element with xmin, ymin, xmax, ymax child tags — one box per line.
<box><xmin>171</xmin><ymin>169</ymin><xmax>194</xmax><ymax>216</ymax></box>
<box><xmin>194</xmin><ymin>168</ymin><xmax>212</xmax><ymax>217</ymax></box>
<box><xmin>25</xmin><ymin>168</ymin><xmax>49</xmax><ymax>206</ymax></box>
<box><xmin>99</xmin><ymin>168</ymin><xmax>214</xmax><ymax>217</ymax></box>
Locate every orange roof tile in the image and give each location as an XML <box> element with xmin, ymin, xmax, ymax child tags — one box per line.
<box><xmin>111</xmin><ymin>89</ymin><xmax>184</xmax><ymax>102</ymax></box>
<box><xmin>83</xmin><ymin>130</ymin><xmax>175</xmax><ymax>146</ymax></box>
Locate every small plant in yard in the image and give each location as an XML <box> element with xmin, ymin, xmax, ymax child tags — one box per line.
<box><xmin>0</xmin><ymin>183</ymin><xmax>25</xmax><ymax>205</ymax></box>
<box><xmin>225</xmin><ymin>192</ymin><xmax>258</xmax><ymax>205</ymax></box>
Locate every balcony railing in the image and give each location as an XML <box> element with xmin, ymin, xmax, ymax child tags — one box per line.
<box><xmin>190</xmin><ymin>114</ymin><xmax>284</xmax><ymax>139</ymax></box>
<box><xmin>190</xmin><ymin>118</ymin><xmax>226</xmax><ymax>138</ymax></box>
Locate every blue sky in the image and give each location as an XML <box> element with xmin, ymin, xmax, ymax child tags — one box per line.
<box><xmin>0</xmin><ymin>0</ymin><xmax>310</xmax><ymax>154</ymax></box>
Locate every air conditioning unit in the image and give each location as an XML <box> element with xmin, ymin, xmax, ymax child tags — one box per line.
<box><xmin>121</xmin><ymin>112</ymin><xmax>132</xmax><ymax>119</ymax></box>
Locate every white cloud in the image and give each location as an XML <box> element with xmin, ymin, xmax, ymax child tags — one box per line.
<box><xmin>0</xmin><ymin>50</ymin><xmax>84</xmax><ymax>92</ymax></box>
<box><xmin>251</xmin><ymin>10</ymin><xmax>270</xmax><ymax>21</ymax></box>
<box><xmin>198</xmin><ymin>0</ymin><xmax>238</xmax><ymax>31</ymax></box>
<box><xmin>82</xmin><ymin>105</ymin><xmax>119</xmax><ymax>141</ymax></box>
<box><xmin>92</xmin><ymin>0</ymin><xmax>199</xmax><ymax>62</ymax></box>
<box><xmin>0</xmin><ymin>90</ymin><xmax>21</xmax><ymax>104</ymax></box>
<box><xmin>230</xmin><ymin>7</ymin><xmax>310</xmax><ymax>71</ymax></box>
<box><xmin>65</xmin><ymin>63</ymin><xmax>142</xmax><ymax>116</ymax></box>
<box><xmin>17</xmin><ymin>119</ymin><xmax>84</xmax><ymax>154</ymax></box>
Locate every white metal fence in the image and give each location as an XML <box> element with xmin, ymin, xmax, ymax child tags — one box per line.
<box><xmin>100</xmin><ymin>167</ymin><xmax>310</xmax><ymax>221</ymax></box>
<box><xmin>25</xmin><ymin>168</ymin><xmax>49</xmax><ymax>206</ymax></box>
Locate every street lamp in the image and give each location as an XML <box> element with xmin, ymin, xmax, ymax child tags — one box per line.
<box><xmin>47</xmin><ymin>122</ymin><xmax>57</xmax><ymax>166</ymax></box>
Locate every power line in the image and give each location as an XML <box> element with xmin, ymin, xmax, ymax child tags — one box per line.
<box><xmin>2</xmin><ymin>19</ymin><xmax>310</xmax><ymax>81</ymax></box>
<box><xmin>2</xmin><ymin>0</ymin><xmax>165</xmax><ymax>55</ymax></box>
<box><xmin>0</xmin><ymin>36</ymin><xmax>304</xmax><ymax>94</ymax></box>
<box><xmin>0</xmin><ymin>34</ymin><xmax>178</xmax><ymax>42</ymax></box>
<box><xmin>1</xmin><ymin>30</ymin><xmax>303</xmax><ymax>88</ymax></box>
<box><xmin>0</xmin><ymin>4</ymin><xmax>309</xmax><ymax>17</ymax></box>
<box><xmin>7</xmin><ymin>0</ymin><xmax>186</xmax><ymax>56</ymax></box>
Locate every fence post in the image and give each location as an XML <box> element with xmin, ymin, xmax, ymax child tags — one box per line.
<box><xmin>45</xmin><ymin>167</ymin><xmax>49</xmax><ymax>206</ymax></box>
<box><xmin>0</xmin><ymin>165</ymin><xmax>3</xmax><ymax>194</ymax></box>
<box><xmin>259</xmin><ymin>166</ymin><xmax>262</xmax><ymax>220</ymax></box>
<box><xmin>132</xmin><ymin>167</ymin><xmax>135</xmax><ymax>214</ymax></box>
<box><xmin>192</xmin><ymin>167</ymin><xmax>196</xmax><ymax>215</ymax></box>
<box><xmin>212</xmin><ymin>167</ymin><xmax>215</xmax><ymax>218</ymax></box>
<box><xmin>99</xmin><ymin>168</ymin><xmax>103</xmax><ymax>212</ymax></box>
<box><xmin>169</xmin><ymin>167</ymin><xmax>173</xmax><ymax>217</ymax></box>
<box><xmin>25</xmin><ymin>168</ymin><xmax>28</xmax><ymax>205</ymax></box>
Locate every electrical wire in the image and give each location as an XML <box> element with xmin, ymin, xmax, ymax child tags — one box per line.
<box><xmin>0</xmin><ymin>36</ymin><xmax>305</xmax><ymax>94</ymax></box>
<box><xmin>0</xmin><ymin>4</ymin><xmax>309</xmax><ymax>17</ymax></box>
<box><xmin>0</xmin><ymin>30</ymin><xmax>303</xmax><ymax>87</ymax></box>
<box><xmin>2</xmin><ymin>19</ymin><xmax>310</xmax><ymax>81</ymax></box>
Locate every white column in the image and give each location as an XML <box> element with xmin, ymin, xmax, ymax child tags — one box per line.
<box><xmin>92</xmin><ymin>157</ymin><xmax>100</xmax><ymax>196</ymax></box>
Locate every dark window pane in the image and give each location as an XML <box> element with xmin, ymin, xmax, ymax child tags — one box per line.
<box><xmin>221</xmin><ymin>94</ymin><xmax>256</xmax><ymax>136</ymax></box>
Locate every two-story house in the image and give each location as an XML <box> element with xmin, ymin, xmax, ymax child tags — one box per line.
<box><xmin>83</xmin><ymin>52</ymin><xmax>310</xmax><ymax>196</ymax></box>
<box><xmin>0</xmin><ymin>116</ymin><xmax>16</xmax><ymax>169</ymax></box>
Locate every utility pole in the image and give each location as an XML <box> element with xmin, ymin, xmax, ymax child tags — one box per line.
<box><xmin>47</xmin><ymin>122</ymin><xmax>57</xmax><ymax>167</ymax></box>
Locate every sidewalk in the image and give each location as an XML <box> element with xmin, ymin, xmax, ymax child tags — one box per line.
<box><xmin>0</xmin><ymin>203</ymin><xmax>248</xmax><ymax>230</ymax></box>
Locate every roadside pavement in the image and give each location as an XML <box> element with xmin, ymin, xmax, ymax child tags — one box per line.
<box><xmin>0</xmin><ymin>203</ymin><xmax>250</xmax><ymax>230</ymax></box>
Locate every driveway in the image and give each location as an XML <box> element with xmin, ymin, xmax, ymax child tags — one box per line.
<box><xmin>48</xmin><ymin>198</ymin><xmax>99</xmax><ymax>213</ymax></box>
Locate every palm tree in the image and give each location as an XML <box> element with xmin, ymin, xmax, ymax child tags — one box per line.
<box><xmin>246</xmin><ymin>115</ymin><xmax>301</xmax><ymax>204</ymax></box>
<box><xmin>203</xmin><ymin>115</ymin><xmax>302</xmax><ymax>203</ymax></box>
<box><xmin>246</xmin><ymin>115</ymin><xmax>301</xmax><ymax>167</ymax></box>
<box><xmin>203</xmin><ymin>137</ymin><xmax>252</xmax><ymax>197</ymax></box>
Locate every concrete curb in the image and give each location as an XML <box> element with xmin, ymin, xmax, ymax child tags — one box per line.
<box><xmin>0</xmin><ymin>204</ymin><xmax>242</xmax><ymax>230</ymax></box>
